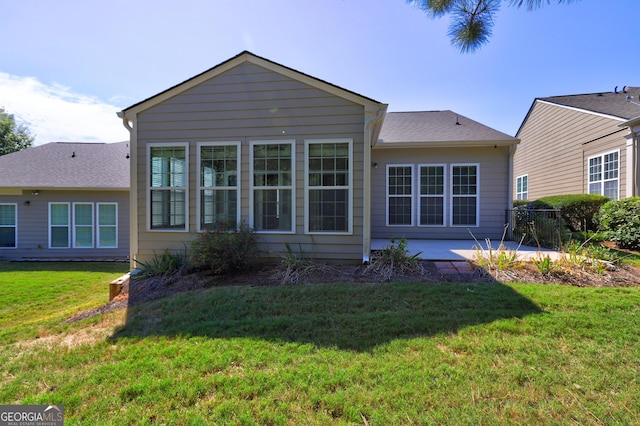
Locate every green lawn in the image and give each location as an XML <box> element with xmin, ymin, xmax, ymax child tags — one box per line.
<box><xmin>1</xmin><ymin>262</ymin><xmax>639</xmax><ymax>424</ymax></box>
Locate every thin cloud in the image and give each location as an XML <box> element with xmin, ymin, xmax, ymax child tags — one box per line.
<box><xmin>0</xmin><ymin>72</ymin><xmax>129</xmax><ymax>145</ymax></box>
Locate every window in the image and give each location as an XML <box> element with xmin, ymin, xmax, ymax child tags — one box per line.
<box><xmin>306</xmin><ymin>140</ymin><xmax>352</xmax><ymax>233</ymax></box>
<box><xmin>589</xmin><ymin>150</ymin><xmax>619</xmax><ymax>200</ymax></box>
<box><xmin>516</xmin><ymin>175</ymin><xmax>528</xmax><ymax>200</ymax></box>
<box><xmin>149</xmin><ymin>144</ymin><xmax>188</xmax><ymax>230</ymax></box>
<box><xmin>97</xmin><ymin>203</ymin><xmax>118</xmax><ymax>248</ymax></box>
<box><xmin>73</xmin><ymin>203</ymin><xmax>94</xmax><ymax>248</ymax></box>
<box><xmin>49</xmin><ymin>203</ymin><xmax>70</xmax><ymax>248</ymax></box>
<box><xmin>0</xmin><ymin>204</ymin><xmax>17</xmax><ymax>248</ymax></box>
<box><xmin>387</xmin><ymin>165</ymin><xmax>414</xmax><ymax>226</ymax></box>
<box><xmin>251</xmin><ymin>141</ymin><xmax>293</xmax><ymax>232</ymax></box>
<box><xmin>451</xmin><ymin>164</ymin><xmax>479</xmax><ymax>226</ymax></box>
<box><xmin>419</xmin><ymin>165</ymin><xmax>445</xmax><ymax>226</ymax></box>
<box><xmin>199</xmin><ymin>142</ymin><xmax>240</xmax><ymax>230</ymax></box>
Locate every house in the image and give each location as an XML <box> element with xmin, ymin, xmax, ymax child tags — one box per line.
<box><xmin>514</xmin><ymin>87</ymin><xmax>640</xmax><ymax>201</ymax></box>
<box><xmin>117</xmin><ymin>51</ymin><xmax>518</xmax><ymax>264</ymax></box>
<box><xmin>0</xmin><ymin>142</ymin><xmax>130</xmax><ymax>260</ymax></box>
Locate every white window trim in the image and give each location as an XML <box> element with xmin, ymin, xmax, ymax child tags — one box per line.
<box><xmin>196</xmin><ymin>141</ymin><xmax>241</xmax><ymax>231</ymax></box>
<box><xmin>418</xmin><ymin>164</ymin><xmax>447</xmax><ymax>227</ymax></box>
<box><xmin>97</xmin><ymin>202</ymin><xmax>118</xmax><ymax>248</ymax></box>
<box><xmin>385</xmin><ymin>164</ymin><xmax>415</xmax><ymax>227</ymax></box>
<box><xmin>304</xmin><ymin>138</ymin><xmax>353</xmax><ymax>235</ymax></box>
<box><xmin>73</xmin><ymin>202</ymin><xmax>94</xmax><ymax>248</ymax></box>
<box><xmin>516</xmin><ymin>174</ymin><xmax>528</xmax><ymax>201</ymax></box>
<box><xmin>450</xmin><ymin>163</ymin><xmax>480</xmax><ymax>227</ymax></box>
<box><xmin>249</xmin><ymin>140</ymin><xmax>296</xmax><ymax>234</ymax></box>
<box><xmin>0</xmin><ymin>203</ymin><xmax>17</xmax><ymax>249</ymax></box>
<box><xmin>588</xmin><ymin>149</ymin><xmax>620</xmax><ymax>200</ymax></box>
<box><xmin>49</xmin><ymin>202</ymin><xmax>70</xmax><ymax>249</ymax></box>
<box><xmin>146</xmin><ymin>142</ymin><xmax>189</xmax><ymax>232</ymax></box>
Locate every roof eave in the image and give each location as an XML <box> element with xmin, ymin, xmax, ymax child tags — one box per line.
<box><xmin>373</xmin><ymin>139</ymin><xmax>519</xmax><ymax>149</ymax></box>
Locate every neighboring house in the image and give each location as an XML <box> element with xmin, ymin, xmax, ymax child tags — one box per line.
<box><xmin>514</xmin><ymin>87</ymin><xmax>640</xmax><ymax>201</ymax></box>
<box><xmin>117</xmin><ymin>51</ymin><xmax>517</xmax><ymax>264</ymax></box>
<box><xmin>0</xmin><ymin>142</ymin><xmax>130</xmax><ymax>260</ymax></box>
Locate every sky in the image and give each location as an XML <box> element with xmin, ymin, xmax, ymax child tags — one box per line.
<box><xmin>1</xmin><ymin>0</ymin><xmax>639</xmax><ymax>146</ymax></box>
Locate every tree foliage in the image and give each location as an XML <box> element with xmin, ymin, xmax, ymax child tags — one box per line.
<box><xmin>407</xmin><ymin>0</ymin><xmax>581</xmax><ymax>53</ymax></box>
<box><xmin>0</xmin><ymin>107</ymin><xmax>35</xmax><ymax>156</ymax></box>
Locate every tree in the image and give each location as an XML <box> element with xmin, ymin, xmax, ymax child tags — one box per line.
<box><xmin>408</xmin><ymin>0</ymin><xmax>581</xmax><ymax>53</ymax></box>
<box><xmin>0</xmin><ymin>107</ymin><xmax>35</xmax><ymax>156</ymax></box>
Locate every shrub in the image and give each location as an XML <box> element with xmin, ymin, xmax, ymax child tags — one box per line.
<box><xmin>595</xmin><ymin>197</ymin><xmax>640</xmax><ymax>250</ymax></box>
<box><xmin>134</xmin><ymin>248</ymin><xmax>189</xmax><ymax>279</ymax></box>
<box><xmin>190</xmin><ymin>223</ymin><xmax>258</xmax><ymax>275</ymax></box>
<box><xmin>534</xmin><ymin>194</ymin><xmax>609</xmax><ymax>232</ymax></box>
<box><xmin>365</xmin><ymin>238</ymin><xmax>423</xmax><ymax>281</ymax></box>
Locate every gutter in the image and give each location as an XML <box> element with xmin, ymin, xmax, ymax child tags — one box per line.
<box><xmin>117</xmin><ymin>111</ymin><xmax>138</xmax><ymax>269</ymax></box>
<box><xmin>362</xmin><ymin>104</ymin><xmax>388</xmax><ymax>264</ymax></box>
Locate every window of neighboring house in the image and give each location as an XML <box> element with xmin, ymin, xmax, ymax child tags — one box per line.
<box><xmin>0</xmin><ymin>203</ymin><xmax>17</xmax><ymax>248</ymax></box>
<box><xmin>73</xmin><ymin>203</ymin><xmax>94</xmax><ymax>248</ymax></box>
<box><xmin>49</xmin><ymin>202</ymin><xmax>70</xmax><ymax>248</ymax></box>
<box><xmin>589</xmin><ymin>150</ymin><xmax>619</xmax><ymax>200</ymax></box>
<box><xmin>306</xmin><ymin>140</ymin><xmax>352</xmax><ymax>233</ymax></box>
<box><xmin>516</xmin><ymin>175</ymin><xmax>528</xmax><ymax>200</ymax></box>
<box><xmin>199</xmin><ymin>142</ymin><xmax>240</xmax><ymax>230</ymax></box>
<box><xmin>251</xmin><ymin>141</ymin><xmax>294</xmax><ymax>232</ymax></box>
<box><xmin>387</xmin><ymin>165</ymin><xmax>414</xmax><ymax>226</ymax></box>
<box><xmin>97</xmin><ymin>203</ymin><xmax>118</xmax><ymax>248</ymax></box>
<box><xmin>451</xmin><ymin>164</ymin><xmax>479</xmax><ymax>226</ymax></box>
<box><xmin>419</xmin><ymin>165</ymin><xmax>445</xmax><ymax>226</ymax></box>
<box><xmin>149</xmin><ymin>144</ymin><xmax>188</xmax><ymax>230</ymax></box>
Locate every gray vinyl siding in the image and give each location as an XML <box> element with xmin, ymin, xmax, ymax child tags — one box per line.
<box><xmin>515</xmin><ymin>101</ymin><xmax>627</xmax><ymax>200</ymax></box>
<box><xmin>135</xmin><ymin>63</ymin><xmax>366</xmax><ymax>262</ymax></box>
<box><xmin>0</xmin><ymin>190</ymin><xmax>129</xmax><ymax>260</ymax></box>
<box><xmin>370</xmin><ymin>146</ymin><xmax>510</xmax><ymax>240</ymax></box>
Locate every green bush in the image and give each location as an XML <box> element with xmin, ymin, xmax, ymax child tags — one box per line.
<box><xmin>534</xmin><ymin>194</ymin><xmax>609</xmax><ymax>232</ymax></box>
<box><xmin>190</xmin><ymin>223</ymin><xmax>258</xmax><ymax>275</ymax></box>
<box><xmin>595</xmin><ymin>197</ymin><xmax>640</xmax><ymax>250</ymax></box>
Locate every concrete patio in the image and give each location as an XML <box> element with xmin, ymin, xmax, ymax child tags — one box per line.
<box><xmin>371</xmin><ymin>239</ymin><xmax>564</xmax><ymax>261</ymax></box>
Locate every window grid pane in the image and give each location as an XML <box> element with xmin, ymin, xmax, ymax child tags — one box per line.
<box><xmin>388</xmin><ymin>166</ymin><xmax>413</xmax><ymax>226</ymax></box>
<box><xmin>74</xmin><ymin>204</ymin><xmax>93</xmax><ymax>248</ymax></box>
<box><xmin>254</xmin><ymin>189</ymin><xmax>292</xmax><ymax>231</ymax></box>
<box><xmin>0</xmin><ymin>204</ymin><xmax>16</xmax><ymax>248</ymax></box>
<box><xmin>149</xmin><ymin>145</ymin><xmax>187</xmax><ymax>230</ymax></box>
<box><xmin>452</xmin><ymin>165</ymin><xmax>478</xmax><ymax>226</ymax></box>
<box><xmin>309</xmin><ymin>189</ymin><xmax>348</xmax><ymax>232</ymax></box>
<box><xmin>50</xmin><ymin>204</ymin><xmax>69</xmax><ymax>248</ymax></box>
<box><xmin>307</xmin><ymin>142</ymin><xmax>350</xmax><ymax>232</ymax></box>
<box><xmin>419</xmin><ymin>166</ymin><xmax>444</xmax><ymax>226</ymax></box>
<box><xmin>98</xmin><ymin>204</ymin><xmax>117</xmax><ymax>248</ymax></box>
<box><xmin>589</xmin><ymin>152</ymin><xmax>619</xmax><ymax>200</ymax></box>
<box><xmin>253</xmin><ymin>143</ymin><xmax>293</xmax><ymax>232</ymax></box>
<box><xmin>201</xmin><ymin>145</ymin><xmax>238</xmax><ymax>229</ymax></box>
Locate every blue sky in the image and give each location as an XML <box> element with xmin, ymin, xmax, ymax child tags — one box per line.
<box><xmin>1</xmin><ymin>0</ymin><xmax>638</xmax><ymax>145</ymax></box>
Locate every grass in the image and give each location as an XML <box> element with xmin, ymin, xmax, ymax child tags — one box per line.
<box><xmin>0</xmin><ymin>262</ymin><xmax>129</xmax><ymax>343</ymax></box>
<box><xmin>1</xmin><ymin>263</ymin><xmax>640</xmax><ymax>424</ymax></box>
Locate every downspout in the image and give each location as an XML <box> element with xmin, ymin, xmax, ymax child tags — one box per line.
<box><xmin>118</xmin><ymin>113</ymin><xmax>138</xmax><ymax>270</ymax></box>
<box><xmin>508</xmin><ymin>142</ymin><xmax>518</xmax><ymax>207</ymax></box>
<box><xmin>362</xmin><ymin>105</ymin><xmax>387</xmax><ymax>263</ymax></box>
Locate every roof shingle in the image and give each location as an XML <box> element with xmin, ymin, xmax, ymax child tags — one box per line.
<box><xmin>540</xmin><ymin>86</ymin><xmax>640</xmax><ymax>120</ymax></box>
<box><xmin>0</xmin><ymin>142</ymin><xmax>130</xmax><ymax>189</ymax></box>
<box><xmin>378</xmin><ymin>111</ymin><xmax>516</xmax><ymax>145</ymax></box>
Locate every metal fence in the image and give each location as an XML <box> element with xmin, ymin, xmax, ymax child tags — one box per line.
<box><xmin>505</xmin><ymin>209</ymin><xmax>563</xmax><ymax>249</ymax></box>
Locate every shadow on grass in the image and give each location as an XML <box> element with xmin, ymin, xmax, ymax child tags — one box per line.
<box><xmin>0</xmin><ymin>261</ymin><xmax>129</xmax><ymax>274</ymax></box>
<box><xmin>112</xmin><ymin>279</ymin><xmax>542</xmax><ymax>352</ymax></box>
